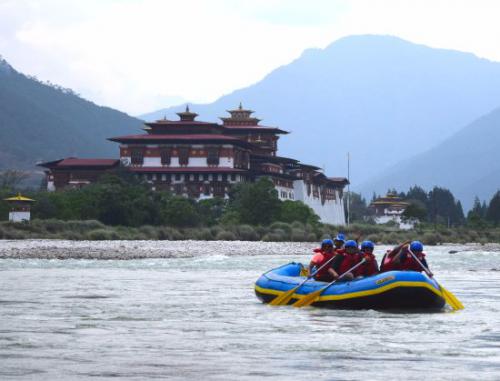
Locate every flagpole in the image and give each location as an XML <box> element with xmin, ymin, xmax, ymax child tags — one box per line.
<box><xmin>347</xmin><ymin>152</ymin><xmax>350</xmax><ymax>226</ymax></box>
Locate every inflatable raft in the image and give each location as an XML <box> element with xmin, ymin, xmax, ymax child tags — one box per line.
<box><xmin>255</xmin><ymin>262</ymin><xmax>445</xmax><ymax>310</ymax></box>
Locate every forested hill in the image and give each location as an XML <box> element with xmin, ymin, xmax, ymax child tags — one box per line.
<box><xmin>0</xmin><ymin>57</ymin><xmax>143</xmax><ymax>171</ymax></box>
<box><xmin>141</xmin><ymin>35</ymin><xmax>500</xmax><ymax>185</ymax></box>
<box><xmin>360</xmin><ymin>106</ymin><xmax>500</xmax><ymax>209</ymax></box>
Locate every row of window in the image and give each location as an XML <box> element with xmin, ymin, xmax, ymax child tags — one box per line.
<box><xmin>129</xmin><ymin>147</ymin><xmax>250</xmax><ymax>167</ymax></box>
<box><xmin>280</xmin><ymin>191</ymin><xmax>294</xmax><ymax>200</ymax></box>
<box><xmin>139</xmin><ymin>173</ymin><xmax>240</xmax><ymax>182</ymax></box>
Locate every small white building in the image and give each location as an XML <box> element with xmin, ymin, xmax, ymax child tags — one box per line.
<box><xmin>369</xmin><ymin>193</ymin><xmax>415</xmax><ymax>230</ymax></box>
<box><xmin>4</xmin><ymin>194</ymin><xmax>35</xmax><ymax>222</ymax></box>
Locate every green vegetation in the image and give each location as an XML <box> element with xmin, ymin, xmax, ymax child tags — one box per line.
<box><xmin>2</xmin><ymin>172</ymin><xmax>500</xmax><ymax>243</ymax></box>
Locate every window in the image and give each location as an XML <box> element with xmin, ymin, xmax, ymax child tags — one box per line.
<box><xmin>222</xmin><ymin>174</ymin><xmax>227</xmax><ymax>182</ymax></box>
<box><xmin>203</xmin><ymin>173</ymin><xmax>209</xmax><ymax>181</ymax></box>
<box><xmin>130</xmin><ymin>148</ymin><xmax>144</xmax><ymax>165</ymax></box>
<box><xmin>175</xmin><ymin>174</ymin><xmax>181</xmax><ymax>181</ymax></box>
<box><xmin>207</xmin><ymin>147</ymin><xmax>220</xmax><ymax>165</ymax></box>
<box><xmin>203</xmin><ymin>184</ymin><xmax>210</xmax><ymax>195</ymax></box>
<box><xmin>179</xmin><ymin>147</ymin><xmax>189</xmax><ymax>166</ymax></box>
<box><xmin>230</xmin><ymin>174</ymin><xmax>236</xmax><ymax>181</ymax></box>
<box><xmin>160</xmin><ymin>148</ymin><xmax>172</xmax><ymax>165</ymax></box>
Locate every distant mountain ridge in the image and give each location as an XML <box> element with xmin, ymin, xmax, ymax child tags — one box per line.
<box><xmin>0</xmin><ymin>56</ymin><xmax>143</xmax><ymax>171</ymax></box>
<box><xmin>140</xmin><ymin>35</ymin><xmax>500</xmax><ymax>189</ymax></box>
<box><xmin>360</xmin><ymin>105</ymin><xmax>500</xmax><ymax>209</ymax></box>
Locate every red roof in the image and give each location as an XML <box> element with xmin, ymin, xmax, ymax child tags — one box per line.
<box><xmin>146</xmin><ymin>120</ymin><xmax>219</xmax><ymax>126</ymax></box>
<box><xmin>108</xmin><ymin>134</ymin><xmax>252</xmax><ymax>145</ymax></box>
<box><xmin>128</xmin><ymin>167</ymin><xmax>248</xmax><ymax>174</ymax></box>
<box><xmin>38</xmin><ymin>158</ymin><xmax>119</xmax><ymax>168</ymax></box>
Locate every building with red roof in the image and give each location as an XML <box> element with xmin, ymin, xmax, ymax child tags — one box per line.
<box><xmin>39</xmin><ymin>104</ymin><xmax>348</xmax><ymax>224</ymax></box>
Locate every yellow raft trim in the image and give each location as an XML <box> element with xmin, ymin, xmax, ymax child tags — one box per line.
<box><xmin>255</xmin><ymin>280</ymin><xmax>443</xmax><ymax>302</ymax></box>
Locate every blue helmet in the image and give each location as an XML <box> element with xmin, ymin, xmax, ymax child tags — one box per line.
<box><xmin>321</xmin><ymin>239</ymin><xmax>334</xmax><ymax>247</ymax></box>
<box><xmin>344</xmin><ymin>240</ymin><xmax>358</xmax><ymax>248</ymax></box>
<box><xmin>410</xmin><ymin>241</ymin><xmax>424</xmax><ymax>252</ymax></box>
<box><xmin>361</xmin><ymin>240</ymin><xmax>375</xmax><ymax>250</ymax></box>
<box><xmin>334</xmin><ymin>233</ymin><xmax>345</xmax><ymax>242</ymax></box>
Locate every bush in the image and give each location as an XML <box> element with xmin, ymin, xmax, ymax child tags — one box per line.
<box><xmin>193</xmin><ymin>228</ymin><xmax>213</xmax><ymax>241</ymax></box>
<box><xmin>421</xmin><ymin>232</ymin><xmax>442</xmax><ymax>245</ymax></box>
<box><xmin>290</xmin><ymin>228</ymin><xmax>308</xmax><ymax>242</ymax></box>
<box><xmin>86</xmin><ymin>229</ymin><xmax>116</xmax><ymax>240</ymax></box>
<box><xmin>215</xmin><ymin>231</ymin><xmax>237</xmax><ymax>241</ymax></box>
<box><xmin>236</xmin><ymin>225</ymin><xmax>259</xmax><ymax>241</ymax></box>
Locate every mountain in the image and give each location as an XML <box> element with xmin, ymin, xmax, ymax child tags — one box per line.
<box><xmin>140</xmin><ymin>35</ymin><xmax>500</xmax><ymax>186</ymax></box>
<box><xmin>361</xmin><ymin>106</ymin><xmax>500</xmax><ymax>209</ymax></box>
<box><xmin>0</xmin><ymin>56</ymin><xmax>143</xmax><ymax>171</ymax></box>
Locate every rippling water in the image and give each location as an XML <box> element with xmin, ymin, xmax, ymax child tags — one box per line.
<box><xmin>1</xmin><ymin>241</ymin><xmax>500</xmax><ymax>380</ymax></box>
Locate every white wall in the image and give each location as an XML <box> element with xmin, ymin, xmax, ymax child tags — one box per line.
<box><xmin>121</xmin><ymin>156</ymin><xmax>234</xmax><ymax>168</ymax></box>
<box><xmin>293</xmin><ymin>180</ymin><xmax>346</xmax><ymax>225</ymax></box>
<box><xmin>9</xmin><ymin>211</ymin><xmax>31</xmax><ymax>222</ymax></box>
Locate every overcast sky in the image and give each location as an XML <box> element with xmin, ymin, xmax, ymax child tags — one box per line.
<box><xmin>1</xmin><ymin>0</ymin><xmax>500</xmax><ymax>115</ymax></box>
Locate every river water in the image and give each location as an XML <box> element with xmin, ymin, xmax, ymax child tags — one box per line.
<box><xmin>1</xmin><ymin>240</ymin><xmax>500</xmax><ymax>380</ymax></box>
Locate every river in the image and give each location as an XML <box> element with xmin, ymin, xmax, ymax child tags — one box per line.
<box><xmin>1</xmin><ymin>240</ymin><xmax>500</xmax><ymax>380</ymax></box>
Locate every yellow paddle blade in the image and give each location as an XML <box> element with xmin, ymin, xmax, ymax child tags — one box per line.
<box><xmin>441</xmin><ymin>286</ymin><xmax>464</xmax><ymax>310</ymax></box>
<box><xmin>269</xmin><ymin>286</ymin><xmax>299</xmax><ymax>306</ymax></box>
<box><xmin>292</xmin><ymin>288</ymin><xmax>324</xmax><ymax>308</ymax></box>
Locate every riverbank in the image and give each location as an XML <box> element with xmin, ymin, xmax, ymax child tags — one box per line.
<box><xmin>0</xmin><ymin>239</ymin><xmax>499</xmax><ymax>260</ymax></box>
<box><xmin>1</xmin><ymin>219</ymin><xmax>500</xmax><ymax>244</ymax></box>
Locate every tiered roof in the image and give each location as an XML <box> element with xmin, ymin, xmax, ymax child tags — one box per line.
<box><xmin>39</xmin><ymin>158</ymin><xmax>119</xmax><ymax>169</ymax></box>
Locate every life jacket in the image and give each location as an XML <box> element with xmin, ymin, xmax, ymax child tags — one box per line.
<box><xmin>353</xmin><ymin>252</ymin><xmax>379</xmax><ymax>277</ymax></box>
<box><xmin>311</xmin><ymin>250</ymin><xmax>336</xmax><ymax>280</ymax></box>
<box><xmin>334</xmin><ymin>252</ymin><xmax>358</xmax><ymax>275</ymax></box>
<box><xmin>382</xmin><ymin>249</ymin><xmax>426</xmax><ymax>272</ymax></box>
<box><xmin>335</xmin><ymin>248</ymin><xmax>346</xmax><ymax>255</ymax></box>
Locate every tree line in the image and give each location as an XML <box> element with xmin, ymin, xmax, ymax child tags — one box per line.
<box><xmin>347</xmin><ymin>185</ymin><xmax>500</xmax><ymax>227</ymax></box>
<box><xmin>0</xmin><ymin>172</ymin><xmax>319</xmax><ymax>228</ymax></box>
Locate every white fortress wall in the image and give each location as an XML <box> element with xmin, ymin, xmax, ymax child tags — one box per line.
<box><xmin>293</xmin><ymin>180</ymin><xmax>346</xmax><ymax>225</ymax></box>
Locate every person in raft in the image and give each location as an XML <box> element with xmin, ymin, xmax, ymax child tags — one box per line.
<box><xmin>352</xmin><ymin>240</ymin><xmax>379</xmax><ymax>278</ymax></box>
<box><xmin>380</xmin><ymin>240</ymin><xmax>431</xmax><ymax>275</ymax></box>
<box><xmin>333</xmin><ymin>233</ymin><xmax>346</xmax><ymax>254</ymax></box>
<box><xmin>308</xmin><ymin>239</ymin><xmax>338</xmax><ymax>282</ymax></box>
<box><xmin>328</xmin><ymin>239</ymin><xmax>360</xmax><ymax>281</ymax></box>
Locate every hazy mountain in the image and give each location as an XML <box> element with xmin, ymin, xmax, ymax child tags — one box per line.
<box><xmin>141</xmin><ymin>35</ymin><xmax>500</xmax><ymax>186</ymax></box>
<box><xmin>360</xmin><ymin>106</ymin><xmax>500</xmax><ymax>209</ymax></box>
<box><xmin>0</xmin><ymin>56</ymin><xmax>143</xmax><ymax>171</ymax></box>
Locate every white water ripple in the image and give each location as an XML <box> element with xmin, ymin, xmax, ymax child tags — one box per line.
<box><xmin>0</xmin><ymin>241</ymin><xmax>499</xmax><ymax>380</ymax></box>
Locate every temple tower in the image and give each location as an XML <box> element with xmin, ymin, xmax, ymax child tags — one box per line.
<box><xmin>4</xmin><ymin>194</ymin><xmax>35</xmax><ymax>222</ymax></box>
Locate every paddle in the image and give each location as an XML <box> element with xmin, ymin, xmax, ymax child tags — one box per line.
<box><xmin>292</xmin><ymin>258</ymin><xmax>367</xmax><ymax>308</ymax></box>
<box><xmin>407</xmin><ymin>247</ymin><xmax>464</xmax><ymax>310</ymax></box>
<box><xmin>269</xmin><ymin>251</ymin><xmax>341</xmax><ymax>306</ymax></box>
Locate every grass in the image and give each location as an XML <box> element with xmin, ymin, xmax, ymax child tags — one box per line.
<box><xmin>0</xmin><ymin>219</ymin><xmax>499</xmax><ymax>243</ymax></box>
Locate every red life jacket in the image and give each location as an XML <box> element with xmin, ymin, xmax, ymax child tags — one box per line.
<box><xmin>336</xmin><ymin>252</ymin><xmax>358</xmax><ymax>275</ymax></box>
<box><xmin>353</xmin><ymin>252</ymin><xmax>379</xmax><ymax>277</ymax></box>
<box><xmin>383</xmin><ymin>250</ymin><xmax>426</xmax><ymax>272</ymax></box>
<box><xmin>311</xmin><ymin>250</ymin><xmax>336</xmax><ymax>280</ymax></box>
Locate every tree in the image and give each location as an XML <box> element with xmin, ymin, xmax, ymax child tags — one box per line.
<box><xmin>279</xmin><ymin>200</ymin><xmax>319</xmax><ymax>224</ymax></box>
<box><xmin>0</xmin><ymin>170</ymin><xmax>29</xmax><ymax>190</ymax></box>
<box><xmin>402</xmin><ymin>201</ymin><xmax>427</xmax><ymax>221</ymax></box>
<box><xmin>226</xmin><ymin>177</ymin><xmax>281</xmax><ymax>225</ymax></box>
<box><xmin>428</xmin><ymin>187</ymin><xmax>464</xmax><ymax>226</ymax></box>
<box><xmin>344</xmin><ymin>192</ymin><xmax>370</xmax><ymax>222</ymax></box>
<box><xmin>406</xmin><ymin>185</ymin><xmax>428</xmax><ymax>205</ymax></box>
<box><xmin>197</xmin><ymin>198</ymin><xmax>227</xmax><ymax>226</ymax></box>
<box><xmin>467</xmin><ymin>196</ymin><xmax>488</xmax><ymax>227</ymax></box>
<box><xmin>486</xmin><ymin>191</ymin><xmax>500</xmax><ymax>226</ymax></box>
<box><xmin>160</xmin><ymin>196</ymin><xmax>200</xmax><ymax>227</ymax></box>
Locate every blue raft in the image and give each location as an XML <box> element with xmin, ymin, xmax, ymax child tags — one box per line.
<box><xmin>255</xmin><ymin>262</ymin><xmax>446</xmax><ymax>310</ymax></box>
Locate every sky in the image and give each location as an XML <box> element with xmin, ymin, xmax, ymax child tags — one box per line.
<box><xmin>1</xmin><ymin>0</ymin><xmax>500</xmax><ymax>115</ymax></box>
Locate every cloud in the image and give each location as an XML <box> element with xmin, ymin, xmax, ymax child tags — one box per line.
<box><xmin>1</xmin><ymin>0</ymin><xmax>500</xmax><ymax>115</ymax></box>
